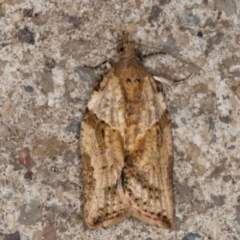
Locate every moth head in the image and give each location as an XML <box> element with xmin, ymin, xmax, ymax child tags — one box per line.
<box><xmin>117</xmin><ymin>32</ymin><xmax>140</xmax><ymax>58</ymax></box>
<box><xmin>117</xmin><ymin>31</ymin><xmax>129</xmax><ymax>55</ymax></box>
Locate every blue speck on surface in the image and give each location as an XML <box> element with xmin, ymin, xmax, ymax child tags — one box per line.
<box><xmin>65</xmin><ymin>122</ymin><xmax>80</xmax><ymax>134</ymax></box>
<box><xmin>182</xmin><ymin>233</ymin><xmax>201</xmax><ymax>240</ymax></box>
<box><xmin>181</xmin><ymin>9</ymin><xmax>199</xmax><ymax>27</ymax></box>
<box><xmin>22</xmin><ymin>85</ymin><xmax>34</xmax><ymax>92</ymax></box>
<box><xmin>162</xmin><ymin>37</ymin><xmax>179</xmax><ymax>56</ymax></box>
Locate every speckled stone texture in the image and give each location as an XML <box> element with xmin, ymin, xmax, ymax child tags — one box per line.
<box><xmin>0</xmin><ymin>0</ymin><xmax>239</xmax><ymax>240</ymax></box>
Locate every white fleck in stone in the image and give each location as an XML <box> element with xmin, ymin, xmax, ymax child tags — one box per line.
<box><xmin>35</xmin><ymin>90</ymin><xmax>48</xmax><ymax>107</ymax></box>
<box><xmin>54</xmin><ymin>85</ymin><xmax>65</xmax><ymax>97</ymax></box>
<box><xmin>65</xmin><ymin>2</ymin><xmax>79</xmax><ymax>16</ymax></box>
<box><xmin>229</xmin><ymin>65</ymin><xmax>240</xmax><ymax>72</ymax></box>
<box><xmin>182</xmin><ymin>215</ymin><xmax>197</xmax><ymax>229</ymax></box>
<box><xmin>6</xmin><ymin>213</ymin><xmax>17</xmax><ymax>229</ymax></box>
<box><xmin>105</xmin><ymin>29</ymin><xmax>113</xmax><ymax>40</ymax></box>
<box><xmin>207</xmin><ymin>78</ymin><xmax>217</xmax><ymax>91</ymax></box>
<box><xmin>32</xmin><ymin>230</ymin><xmax>43</xmax><ymax>240</ymax></box>
<box><xmin>18</xmin><ymin>115</ymin><xmax>32</xmax><ymax>133</ymax></box>
<box><xmin>1</xmin><ymin>3</ymin><xmax>10</xmax><ymax>15</ymax></box>
<box><xmin>2</xmin><ymin>99</ymin><xmax>15</xmax><ymax>117</ymax></box>
<box><xmin>52</xmin><ymin>68</ymin><xmax>65</xmax><ymax>86</ymax></box>
<box><xmin>0</xmin><ymin>124</ymin><xmax>9</xmax><ymax>137</ymax></box>
<box><xmin>207</xmin><ymin>220</ymin><xmax>221</xmax><ymax>240</ymax></box>
<box><xmin>47</xmin><ymin>92</ymin><xmax>56</xmax><ymax>107</ymax></box>
<box><xmin>66</xmin><ymin>59</ymin><xmax>78</xmax><ymax>70</ymax></box>
<box><xmin>11</xmin><ymin>11</ymin><xmax>23</xmax><ymax>23</ymax></box>
<box><xmin>64</xmin><ymin>190</ymin><xmax>79</xmax><ymax>202</ymax></box>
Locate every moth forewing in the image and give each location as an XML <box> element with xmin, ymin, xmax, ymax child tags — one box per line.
<box><xmin>80</xmin><ymin>32</ymin><xmax>175</xmax><ymax>229</ymax></box>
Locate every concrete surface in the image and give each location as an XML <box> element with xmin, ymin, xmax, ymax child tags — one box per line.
<box><xmin>0</xmin><ymin>0</ymin><xmax>240</xmax><ymax>239</ymax></box>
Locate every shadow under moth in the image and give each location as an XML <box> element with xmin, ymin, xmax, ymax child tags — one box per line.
<box><xmin>80</xmin><ymin>32</ymin><xmax>175</xmax><ymax>229</ymax></box>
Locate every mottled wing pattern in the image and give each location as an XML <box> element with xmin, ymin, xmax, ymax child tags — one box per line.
<box><xmin>126</xmin><ymin>114</ymin><xmax>174</xmax><ymax>228</ymax></box>
<box><xmin>81</xmin><ymin>51</ymin><xmax>174</xmax><ymax>228</ymax></box>
<box><xmin>116</xmin><ymin>66</ymin><xmax>174</xmax><ymax>228</ymax></box>
<box><xmin>80</xmin><ymin>71</ymin><xmax>129</xmax><ymax>229</ymax></box>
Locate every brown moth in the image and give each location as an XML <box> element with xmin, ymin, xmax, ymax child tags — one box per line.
<box><xmin>80</xmin><ymin>32</ymin><xmax>174</xmax><ymax>229</ymax></box>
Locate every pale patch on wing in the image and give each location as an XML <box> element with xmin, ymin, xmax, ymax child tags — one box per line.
<box><xmin>87</xmin><ymin>73</ymin><xmax>166</xmax><ymax>141</ymax></box>
<box><xmin>140</xmin><ymin>75</ymin><xmax>166</xmax><ymax>125</ymax></box>
<box><xmin>87</xmin><ymin>71</ymin><xmax>126</xmax><ymax>136</ymax></box>
<box><xmin>80</xmin><ymin>58</ymin><xmax>174</xmax><ymax>228</ymax></box>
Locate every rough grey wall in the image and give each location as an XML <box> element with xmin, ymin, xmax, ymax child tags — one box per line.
<box><xmin>0</xmin><ymin>0</ymin><xmax>240</xmax><ymax>239</ymax></box>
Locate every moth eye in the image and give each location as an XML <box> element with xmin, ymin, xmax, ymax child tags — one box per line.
<box><xmin>135</xmin><ymin>78</ymin><xmax>140</xmax><ymax>83</ymax></box>
<box><xmin>117</xmin><ymin>43</ymin><xmax>125</xmax><ymax>54</ymax></box>
<box><xmin>126</xmin><ymin>78</ymin><xmax>131</xmax><ymax>83</ymax></box>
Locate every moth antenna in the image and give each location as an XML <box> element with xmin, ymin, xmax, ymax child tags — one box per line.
<box><xmin>102</xmin><ymin>9</ymin><xmax>126</xmax><ymax>43</ymax></box>
<box><xmin>134</xmin><ymin>43</ymin><xmax>203</xmax><ymax>73</ymax></box>
<box><xmin>102</xmin><ymin>10</ymin><xmax>202</xmax><ymax>73</ymax></box>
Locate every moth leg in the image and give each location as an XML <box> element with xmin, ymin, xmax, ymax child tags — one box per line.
<box><xmin>140</xmin><ymin>51</ymin><xmax>166</xmax><ymax>61</ymax></box>
<box><xmin>84</xmin><ymin>59</ymin><xmax>114</xmax><ymax>70</ymax></box>
<box><xmin>153</xmin><ymin>75</ymin><xmax>174</xmax><ymax>86</ymax></box>
<box><xmin>67</xmin><ymin>139</ymin><xmax>79</xmax><ymax>146</ymax></box>
<box><xmin>153</xmin><ymin>73</ymin><xmax>194</xmax><ymax>85</ymax></box>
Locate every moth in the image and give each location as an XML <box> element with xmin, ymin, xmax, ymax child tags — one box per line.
<box><xmin>80</xmin><ymin>31</ymin><xmax>175</xmax><ymax>229</ymax></box>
